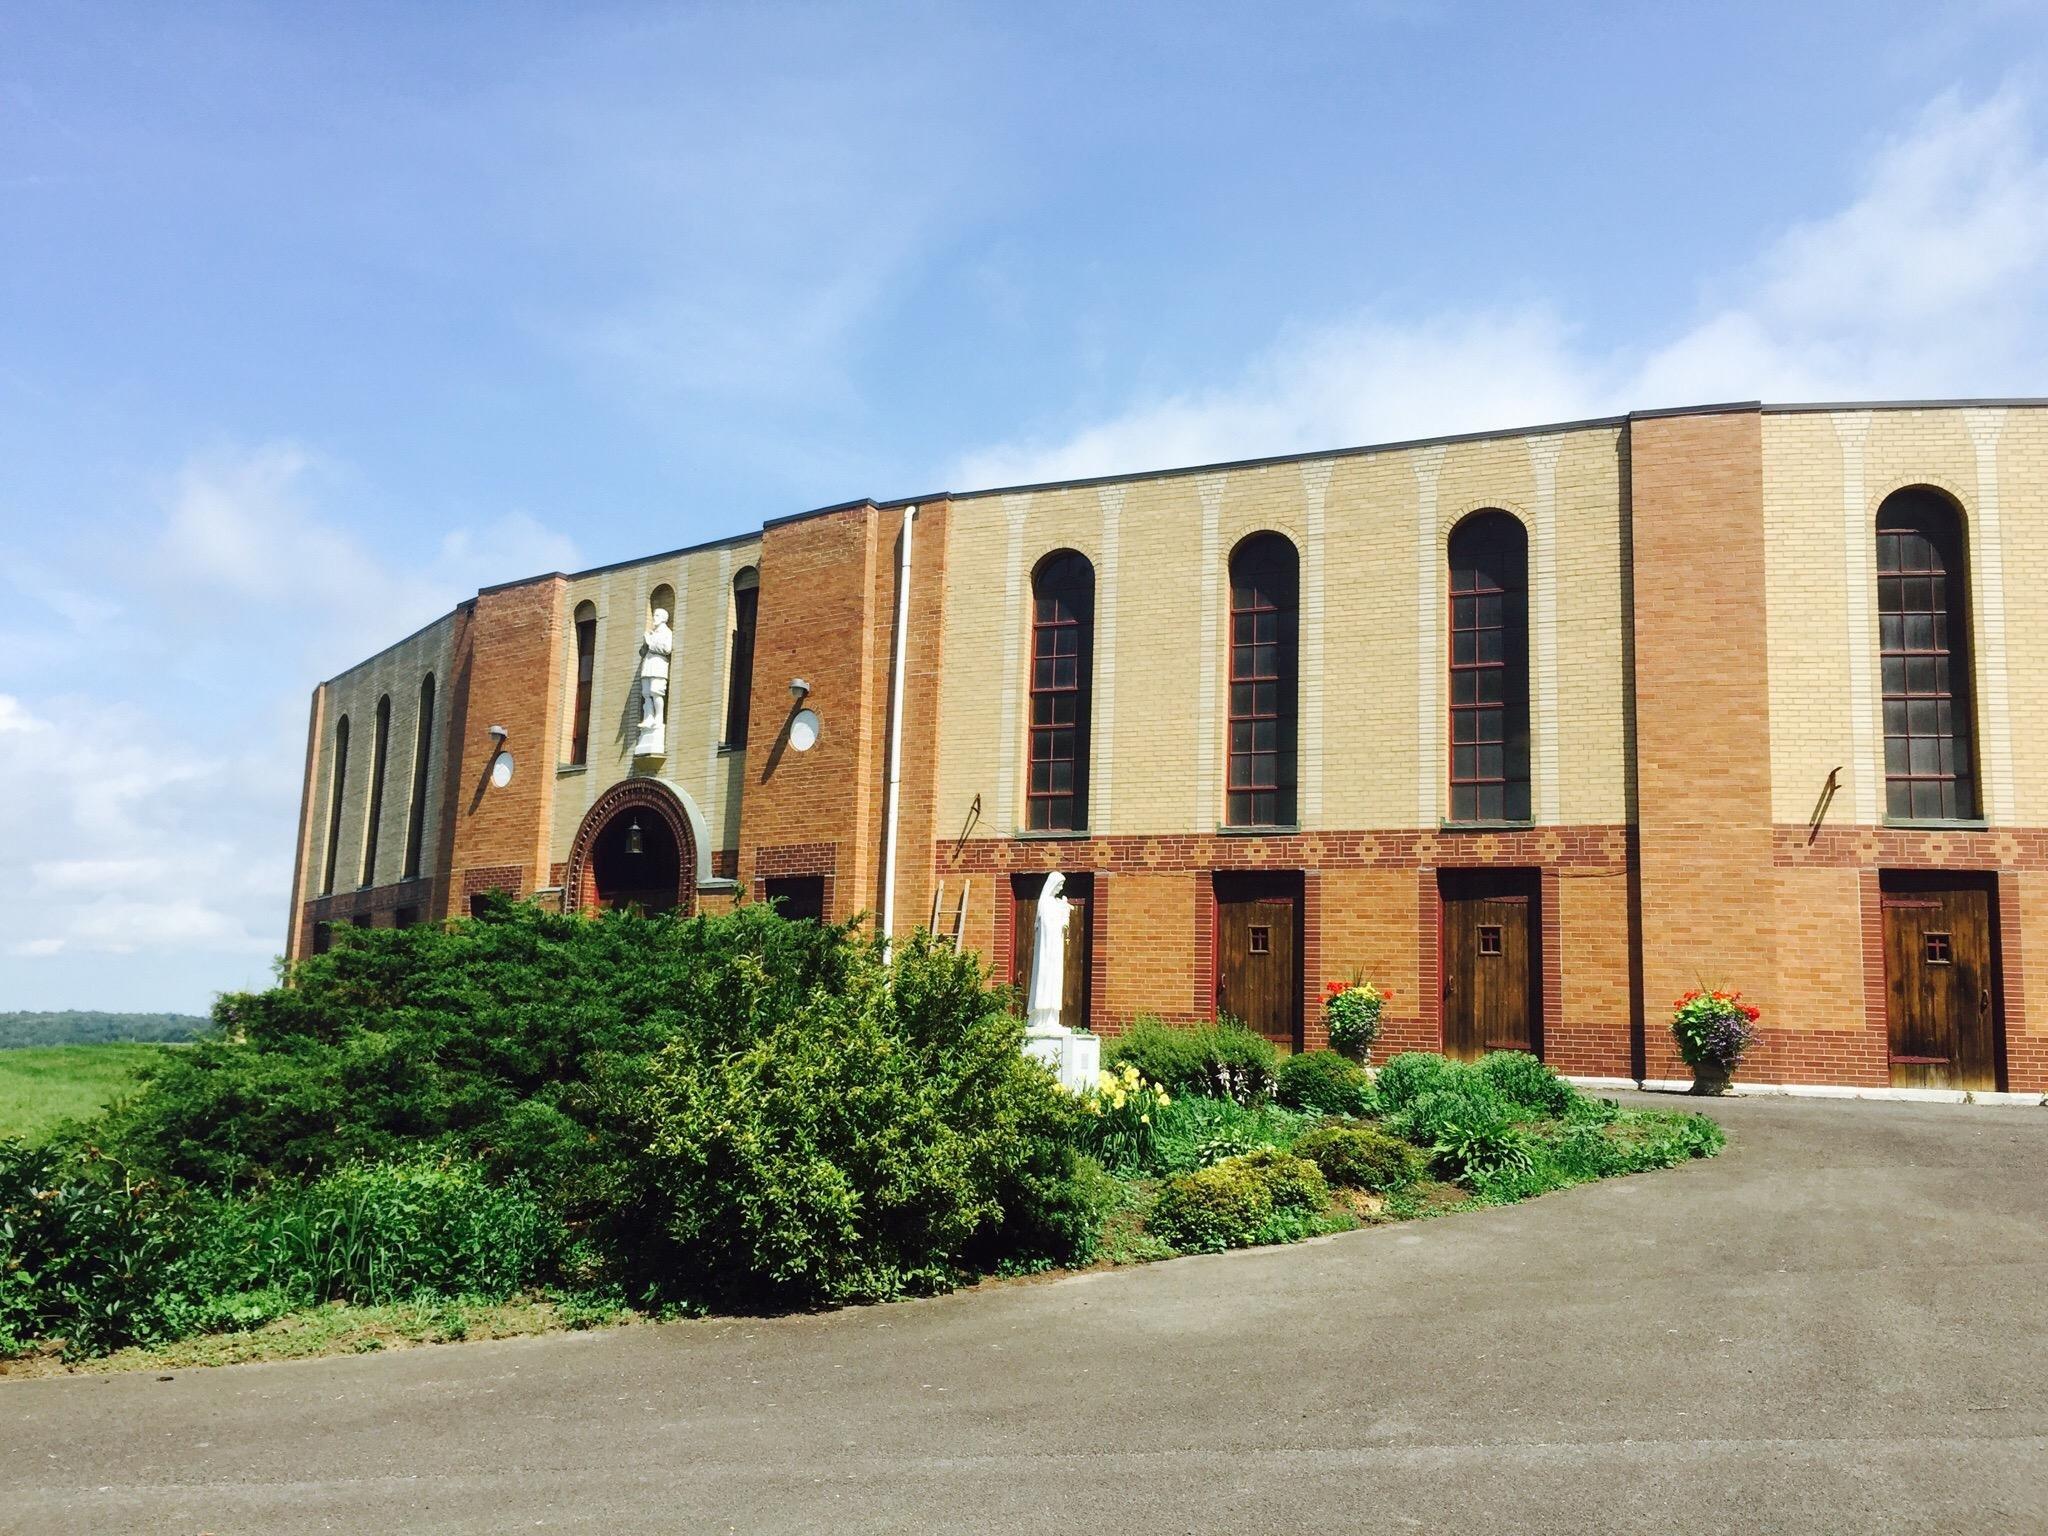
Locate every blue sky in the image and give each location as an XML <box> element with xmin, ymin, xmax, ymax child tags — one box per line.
<box><xmin>3</xmin><ymin>1</ymin><xmax>2047</xmax><ymax>1013</ymax></box>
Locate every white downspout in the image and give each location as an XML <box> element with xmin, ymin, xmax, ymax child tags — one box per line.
<box><xmin>878</xmin><ymin>504</ymin><xmax>917</xmax><ymax>957</ymax></box>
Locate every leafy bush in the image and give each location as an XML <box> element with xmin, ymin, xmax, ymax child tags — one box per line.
<box><xmin>1371</xmin><ymin>1051</ymin><xmax>1468</xmax><ymax>1114</ymax></box>
<box><xmin>641</xmin><ymin>929</ymin><xmax>1093</xmax><ymax>1309</ymax></box>
<box><xmin>1148</xmin><ymin>1149</ymin><xmax>1327</xmax><ymax>1253</ymax></box>
<box><xmin>1392</xmin><ymin>1077</ymin><xmax>1513</xmax><ymax>1145</ymax></box>
<box><xmin>1322</xmin><ymin>981</ymin><xmax>1386</xmax><ymax>1063</ymax></box>
<box><xmin>1291</xmin><ymin>1123</ymin><xmax>1423</xmax><ymax>1192</ymax></box>
<box><xmin>1475</xmin><ymin>1051</ymin><xmax>1578</xmax><ymax>1117</ymax></box>
<box><xmin>1148</xmin><ymin>1094</ymin><xmax>1318</xmax><ymax>1174</ymax></box>
<box><xmin>1275</xmin><ymin>1050</ymin><xmax>1375</xmax><ymax>1117</ymax></box>
<box><xmin>0</xmin><ymin>1140</ymin><xmax>185</xmax><ymax>1357</ymax></box>
<box><xmin>1429</xmin><ymin>1120</ymin><xmax>1536</xmax><ymax>1185</ymax></box>
<box><xmin>1103</xmin><ymin>1017</ymin><xmax>1278</xmax><ymax>1105</ymax></box>
<box><xmin>1076</xmin><ymin>1062</ymin><xmax>1172</xmax><ymax>1174</ymax></box>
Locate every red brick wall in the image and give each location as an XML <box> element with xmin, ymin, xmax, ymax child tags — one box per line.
<box><xmin>443</xmin><ymin>577</ymin><xmax>567</xmax><ymax>911</ymax></box>
<box><xmin>1629</xmin><ymin>409</ymin><xmax>1778</xmax><ymax>1081</ymax></box>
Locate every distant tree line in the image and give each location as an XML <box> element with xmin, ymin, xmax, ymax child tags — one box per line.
<box><xmin>0</xmin><ymin>1012</ymin><xmax>210</xmax><ymax>1049</ymax></box>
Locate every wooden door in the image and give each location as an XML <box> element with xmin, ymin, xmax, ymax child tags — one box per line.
<box><xmin>1012</xmin><ymin>873</ymin><xmax>1091</xmax><ymax>1029</ymax></box>
<box><xmin>1882</xmin><ymin>879</ymin><xmax>1999</xmax><ymax>1090</ymax></box>
<box><xmin>1440</xmin><ymin>871</ymin><xmax>1539</xmax><ymax>1062</ymax></box>
<box><xmin>1214</xmin><ymin>874</ymin><xmax>1301</xmax><ymax>1049</ymax></box>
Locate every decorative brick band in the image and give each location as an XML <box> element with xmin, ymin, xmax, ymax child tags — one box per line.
<box><xmin>939</xmin><ymin>824</ymin><xmax>1630</xmax><ymax>877</ymax></box>
<box><xmin>754</xmin><ymin>841</ymin><xmax>838</xmax><ymax>879</ymax></box>
<box><xmin>1775</xmin><ymin>823</ymin><xmax>2048</xmax><ymax>869</ymax></box>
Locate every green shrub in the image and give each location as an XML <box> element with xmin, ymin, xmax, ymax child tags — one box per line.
<box><xmin>1476</xmin><ymin>1051</ymin><xmax>1578</xmax><ymax>1116</ymax></box>
<box><xmin>1103</xmin><ymin>1017</ymin><xmax>1277</xmax><ymax>1105</ymax></box>
<box><xmin>0</xmin><ymin>1140</ymin><xmax>186</xmax><ymax>1358</ymax></box>
<box><xmin>1148</xmin><ymin>1094</ymin><xmax>1318</xmax><ymax>1174</ymax></box>
<box><xmin>1429</xmin><ymin>1119</ymin><xmax>1536</xmax><ymax>1186</ymax></box>
<box><xmin>1371</xmin><ymin>1051</ymin><xmax>1468</xmax><ymax>1113</ymax></box>
<box><xmin>642</xmin><ymin>929</ymin><xmax>1093</xmax><ymax>1309</ymax></box>
<box><xmin>1275</xmin><ymin>1050</ymin><xmax>1375</xmax><ymax>1117</ymax></box>
<box><xmin>1393</xmin><ymin>1078</ymin><xmax>1513</xmax><ymax>1145</ymax></box>
<box><xmin>1148</xmin><ymin>1149</ymin><xmax>1327</xmax><ymax>1253</ymax></box>
<box><xmin>1292</xmin><ymin>1123</ymin><xmax>1423</xmax><ymax>1192</ymax></box>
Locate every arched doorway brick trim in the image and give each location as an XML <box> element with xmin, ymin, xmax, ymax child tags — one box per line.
<box><xmin>564</xmin><ymin>778</ymin><xmax>699</xmax><ymax>916</ymax></box>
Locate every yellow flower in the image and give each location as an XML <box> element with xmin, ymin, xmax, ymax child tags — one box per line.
<box><xmin>1157</xmin><ymin>1091</ymin><xmax>1171</xmax><ymax>1106</ymax></box>
<box><xmin>1111</xmin><ymin>1092</ymin><xmax>1127</xmax><ymax>1110</ymax></box>
<box><xmin>1139</xmin><ymin>1113</ymin><xmax>1150</xmax><ymax>1124</ymax></box>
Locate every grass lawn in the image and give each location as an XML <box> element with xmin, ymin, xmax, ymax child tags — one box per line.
<box><xmin>0</xmin><ymin>1043</ymin><xmax>169</xmax><ymax>1141</ymax></box>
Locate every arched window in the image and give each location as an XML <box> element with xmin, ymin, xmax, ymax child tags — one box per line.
<box><xmin>1027</xmin><ymin>551</ymin><xmax>1095</xmax><ymax>831</ymax></box>
<box><xmin>361</xmin><ymin>695</ymin><xmax>391</xmax><ymax>886</ymax></box>
<box><xmin>1448</xmin><ymin>512</ymin><xmax>1529</xmax><ymax>824</ymax></box>
<box><xmin>321</xmin><ymin>714</ymin><xmax>349</xmax><ymax>896</ymax></box>
<box><xmin>724</xmin><ymin>566</ymin><xmax>759</xmax><ymax>747</ymax></box>
<box><xmin>569</xmin><ymin>601</ymin><xmax>596</xmax><ymax>765</ymax></box>
<box><xmin>403</xmin><ymin>673</ymin><xmax>435</xmax><ymax>880</ymax></box>
<box><xmin>1878</xmin><ymin>489</ymin><xmax>1976</xmax><ymax>820</ymax></box>
<box><xmin>1226</xmin><ymin>534</ymin><xmax>1298</xmax><ymax>828</ymax></box>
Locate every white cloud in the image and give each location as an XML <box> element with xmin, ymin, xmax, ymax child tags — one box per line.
<box><xmin>953</xmin><ymin>90</ymin><xmax>2048</xmax><ymax>489</ymax></box>
<box><xmin>0</xmin><ymin>445</ymin><xmax>580</xmax><ymax>1010</ymax></box>
<box><xmin>0</xmin><ymin>694</ymin><xmax>49</xmax><ymax>733</ymax></box>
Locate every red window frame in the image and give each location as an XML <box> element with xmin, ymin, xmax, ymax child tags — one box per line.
<box><xmin>1878</xmin><ymin>493</ymin><xmax>1975</xmax><ymax>821</ymax></box>
<box><xmin>1227</xmin><ymin>535</ymin><xmax>1298</xmax><ymax>827</ymax></box>
<box><xmin>1027</xmin><ymin>552</ymin><xmax>1093</xmax><ymax>832</ymax></box>
<box><xmin>1448</xmin><ymin>513</ymin><xmax>1529</xmax><ymax>824</ymax></box>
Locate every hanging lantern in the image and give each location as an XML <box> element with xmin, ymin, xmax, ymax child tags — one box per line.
<box><xmin>626</xmin><ymin>817</ymin><xmax>644</xmax><ymax>856</ymax></box>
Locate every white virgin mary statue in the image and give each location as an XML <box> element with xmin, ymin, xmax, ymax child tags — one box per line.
<box><xmin>1025</xmin><ymin>871</ymin><xmax>1072</xmax><ymax>1035</ymax></box>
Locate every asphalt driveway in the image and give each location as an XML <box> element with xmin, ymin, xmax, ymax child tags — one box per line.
<box><xmin>6</xmin><ymin>1093</ymin><xmax>2045</xmax><ymax>1535</ymax></box>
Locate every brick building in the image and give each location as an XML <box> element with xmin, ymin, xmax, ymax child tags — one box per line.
<box><xmin>287</xmin><ymin>399</ymin><xmax>2048</xmax><ymax>1094</ymax></box>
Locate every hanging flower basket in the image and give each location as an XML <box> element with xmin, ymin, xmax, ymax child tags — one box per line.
<box><xmin>1671</xmin><ymin>989</ymin><xmax>1760</xmax><ymax>1095</ymax></box>
<box><xmin>1324</xmin><ymin>979</ymin><xmax>1387</xmax><ymax>1064</ymax></box>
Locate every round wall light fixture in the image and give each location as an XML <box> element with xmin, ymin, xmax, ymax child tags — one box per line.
<box><xmin>788</xmin><ymin>708</ymin><xmax>821</xmax><ymax>752</ymax></box>
<box><xmin>490</xmin><ymin>750</ymin><xmax>516</xmax><ymax>788</ymax></box>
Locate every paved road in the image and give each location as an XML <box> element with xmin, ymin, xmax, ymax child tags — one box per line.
<box><xmin>7</xmin><ymin>1094</ymin><xmax>2046</xmax><ymax>1535</ymax></box>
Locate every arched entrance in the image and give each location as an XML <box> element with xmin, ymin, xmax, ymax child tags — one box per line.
<box><xmin>564</xmin><ymin>779</ymin><xmax>699</xmax><ymax>916</ymax></box>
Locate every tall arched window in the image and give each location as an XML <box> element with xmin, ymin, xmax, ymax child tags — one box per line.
<box><xmin>1226</xmin><ymin>533</ymin><xmax>1298</xmax><ymax>828</ymax></box>
<box><xmin>321</xmin><ymin>714</ymin><xmax>350</xmax><ymax>896</ymax></box>
<box><xmin>1878</xmin><ymin>488</ymin><xmax>1976</xmax><ymax>820</ymax></box>
<box><xmin>403</xmin><ymin>673</ymin><xmax>435</xmax><ymax>880</ymax></box>
<box><xmin>361</xmin><ymin>695</ymin><xmax>391</xmax><ymax>886</ymax></box>
<box><xmin>1027</xmin><ymin>551</ymin><xmax>1095</xmax><ymax>831</ymax></box>
<box><xmin>724</xmin><ymin>566</ymin><xmax>759</xmax><ymax>747</ymax></box>
<box><xmin>569</xmin><ymin>601</ymin><xmax>596</xmax><ymax>765</ymax></box>
<box><xmin>1448</xmin><ymin>512</ymin><xmax>1529</xmax><ymax>824</ymax></box>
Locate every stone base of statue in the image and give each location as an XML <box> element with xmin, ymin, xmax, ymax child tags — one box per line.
<box><xmin>1023</xmin><ymin>1022</ymin><xmax>1100</xmax><ymax>1095</ymax></box>
<box><xmin>633</xmin><ymin>726</ymin><xmax>665</xmax><ymax>758</ymax></box>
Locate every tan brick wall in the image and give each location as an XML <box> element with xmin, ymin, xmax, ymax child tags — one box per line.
<box><xmin>549</xmin><ymin>536</ymin><xmax>761</xmax><ymax>890</ymax></box>
<box><xmin>933</xmin><ymin>426</ymin><xmax>1629</xmax><ymax>843</ymax></box>
<box><xmin>299</xmin><ymin>611</ymin><xmax>459</xmax><ymax>918</ymax></box>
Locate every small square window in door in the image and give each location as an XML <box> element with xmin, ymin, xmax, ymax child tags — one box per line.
<box><xmin>1248</xmin><ymin>925</ymin><xmax>1270</xmax><ymax>955</ymax></box>
<box><xmin>1924</xmin><ymin>931</ymin><xmax>1952</xmax><ymax>965</ymax></box>
<box><xmin>1477</xmin><ymin>924</ymin><xmax>1503</xmax><ymax>956</ymax></box>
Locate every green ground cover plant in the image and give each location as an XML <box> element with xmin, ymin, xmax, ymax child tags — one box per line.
<box><xmin>0</xmin><ymin>906</ymin><xmax>1724</xmax><ymax>1373</ymax></box>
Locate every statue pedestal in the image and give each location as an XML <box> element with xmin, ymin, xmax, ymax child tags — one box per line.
<box><xmin>1023</xmin><ymin>1025</ymin><xmax>1100</xmax><ymax>1095</ymax></box>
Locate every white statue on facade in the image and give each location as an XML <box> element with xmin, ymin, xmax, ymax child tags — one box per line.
<box><xmin>1025</xmin><ymin>870</ymin><xmax>1072</xmax><ymax>1033</ymax></box>
<box><xmin>636</xmin><ymin>608</ymin><xmax>673</xmax><ymax>756</ymax></box>
<box><xmin>1020</xmin><ymin>870</ymin><xmax>1098</xmax><ymax>1093</ymax></box>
